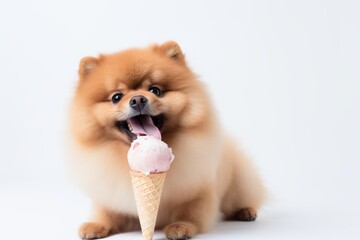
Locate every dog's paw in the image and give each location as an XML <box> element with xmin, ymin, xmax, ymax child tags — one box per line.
<box><xmin>237</xmin><ymin>207</ymin><xmax>257</xmax><ymax>221</ymax></box>
<box><xmin>78</xmin><ymin>222</ymin><xmax>110</xmax><ymax>239</ymax></box>
<box><xmin>164</xmin><ymin>221</ymin><xmax>197</xmax><ymax>240</ymax></box>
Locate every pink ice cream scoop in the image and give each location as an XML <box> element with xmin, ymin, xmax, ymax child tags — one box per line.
<box><xmin>128</xmin><ymin>136</ymin><xmax>174</xmax><ymax>175</ymax></box>
<box><xmin>126</xmin><ymin>115</ymin><xmax>174</xmax><ymax>175</ymax></box>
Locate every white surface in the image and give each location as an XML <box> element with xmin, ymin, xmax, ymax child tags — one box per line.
<box><xmin>1</xmin><ymin>0</ymin><xmax>360</xmax><ymax>239</ymax></box>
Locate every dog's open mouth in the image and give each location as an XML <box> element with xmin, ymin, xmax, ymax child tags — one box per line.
<box><xmin>116</xmin><ymin>114</ymin><xmax>164</xmax><ymax>141</ymax></box>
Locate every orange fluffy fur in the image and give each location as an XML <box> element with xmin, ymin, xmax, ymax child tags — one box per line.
<box><xmin>66</xmin><ymin>41</ymin><xmax>266</xmax><ymax>239</ymax></box>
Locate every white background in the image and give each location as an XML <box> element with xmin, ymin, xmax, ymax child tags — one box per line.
<box><xmin>0</xmin><ymin>0</ymin><xmax>359</xmax><ymax>239</ymax></box>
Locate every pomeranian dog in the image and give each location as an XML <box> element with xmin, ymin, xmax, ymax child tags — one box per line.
<box><xmin>67</xmin><ymin>41</ymin><xmax>266</xmax><ymax>239</ymax></box>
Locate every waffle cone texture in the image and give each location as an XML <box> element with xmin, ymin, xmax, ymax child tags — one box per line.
<box><xmin>130</xmin><ymin>170</ymin><xmax>166</xmax><ymax>240</ymax></box>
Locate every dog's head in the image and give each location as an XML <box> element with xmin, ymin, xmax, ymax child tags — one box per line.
<box><xmin>70</xmin><ymin>41</ymin><xmax>210</xmax><ymax>145</ymax></box>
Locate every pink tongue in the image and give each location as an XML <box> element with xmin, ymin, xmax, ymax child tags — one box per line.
<box><xmin>127</xmin><ymin>115</ymin><xmax>161</xmax><ymax>139</ymax></box>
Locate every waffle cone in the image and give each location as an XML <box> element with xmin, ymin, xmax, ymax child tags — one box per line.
<box><xmin>130</xmin><ymin>170</ymin><xmax>166</xmax><ymax>240</ymax></box>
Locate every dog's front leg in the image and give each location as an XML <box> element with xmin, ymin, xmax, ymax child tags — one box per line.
<box><xmin>164</xmin><ymin>186</ymin><xmax>218</xmax><ymax>240</ymax></box>
<box><xmin>78</xmin><ymin>203</ymin><xmax>139</xmax><ymax>239</ymax></box>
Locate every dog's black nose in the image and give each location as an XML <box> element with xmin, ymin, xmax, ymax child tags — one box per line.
<box><xmin>129</xmin><ymin>95</ymin><xmax>148</xmax><ymax>111</ymax></box>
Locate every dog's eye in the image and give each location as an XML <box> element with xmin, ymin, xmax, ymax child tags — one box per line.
<box><xmin>111</xmin><ymin>93</ymin><xmax>124</xmax><ymax>104</ymax></box>
<box><xmin>149</xmin><ymin>86</ymin><xmax>162</xmax><ymax>97</ymax></box>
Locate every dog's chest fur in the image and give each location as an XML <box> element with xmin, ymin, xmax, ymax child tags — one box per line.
<box><xmin>67</xmin><ymin>131</ymin><xmax>223</xmax><ymax>218</ymax></box>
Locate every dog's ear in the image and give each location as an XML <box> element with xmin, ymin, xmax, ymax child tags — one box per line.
<box><xmin>155</xmin><ymin>41</ymin><xmax>186</xmax><ymax>64</ymax></box>
<box><xmin>78</xmin><ymin>56</ymin><xmax>102</xmax><ymax>77</ymax></box>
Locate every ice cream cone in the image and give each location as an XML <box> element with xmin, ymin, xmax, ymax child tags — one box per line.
<box><xmin>130</xmin><ymin>170</ymin><xmax>166</xmax><ymax>240</ymax></box>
